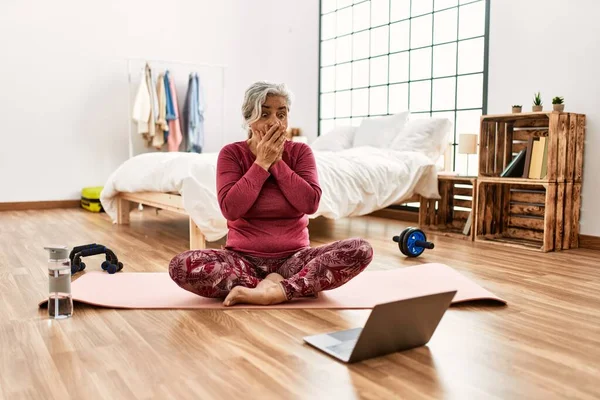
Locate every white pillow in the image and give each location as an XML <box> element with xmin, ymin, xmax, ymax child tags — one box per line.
<box><xmin>311</xmin><ymin>125</ymin><xmax>356</xmax><ymax>151</ymax></box>
<box><xmin>389</xmin><ymin>117</ymin><xmax>452</xmax><ymax>161</ymax></box>
<box><xmin>352</xmin><ymin>112</ymin><xmax>410</xmax><ymax>148</ymax></box>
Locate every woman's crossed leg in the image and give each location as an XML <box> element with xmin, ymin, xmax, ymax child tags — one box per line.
<box><xmin>168</xmin><ymin>249</ymin><xmax>260</xmax><ymax>298</ymax></box>
<box><xmin>168</xmin><ymin>237</ymin><xmax>374</xmax><ymax>306</ymax></box>
<box><xmin>277</xmin><ymin>237</ymin><xmax>373</xmax><ymax>300</ymax></box>
<box><xmin>168</xmin><ymin>248</ymin><xmax>287</xmax><ymax>305</ymax></box>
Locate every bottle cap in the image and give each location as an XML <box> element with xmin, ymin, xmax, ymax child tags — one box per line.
<box><xmin>44</xmin><ymin>245</ymin><xmax>69</xmax><ymax>260</ymax></box>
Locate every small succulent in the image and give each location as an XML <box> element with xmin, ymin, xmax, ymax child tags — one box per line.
<box><xmin>552</xmin><ymin>96</ymin><xmax>564</xmax><ymax>104</ymax></box>
<box><xmin>533</xmin><ymin>91</ymin><xmax>543</xmax><ymax>106</ymax></box>
<box><xmin>513</xmin><ymin>105</ymin><xmax>522</xmax><ymax>107</ymax></box>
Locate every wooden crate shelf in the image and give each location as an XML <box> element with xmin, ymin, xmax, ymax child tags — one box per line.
<box><xmin>474</xmin><ymin>111</ymin><xmax>585</xmax><ymax>252</ymax></box>
<box><xmin>477</xmin><ymin>177</ymin><xmax>552</xmax><ymax>185</ymax></box>
<box><xmin>476</xmin><ymin>180</ymin><xmax>552</xmax><ymax>251</ymax></box>
<box><xmin>419</xmin><ymin>176</ymin><xmax>476</xmax><ymax>240</ymax></box>
<box><xmin>478</xmin><ymin>111</ymin><xmax>585</xmax><ymax>183</ymax></box>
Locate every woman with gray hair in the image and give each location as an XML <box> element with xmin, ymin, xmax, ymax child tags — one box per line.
<box><xmin>168</xmin><ymin>81</ymin><xmax>373</xmax><ymax>306</ymax></box>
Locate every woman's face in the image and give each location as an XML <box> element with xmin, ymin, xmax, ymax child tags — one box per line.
<box><xmin>249</xmin><ymin>95</ymin><xmax>288</xmax><ymax>140</ymax></box>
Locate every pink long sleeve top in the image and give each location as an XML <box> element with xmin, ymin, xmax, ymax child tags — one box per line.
<box><xmin>216</xmin><ymin>140</ymin><xmax>322</xmax><ymax>258</ymax></box>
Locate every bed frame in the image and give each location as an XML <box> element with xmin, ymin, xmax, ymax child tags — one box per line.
<box><xmin>115</xmin><ymin>191</ymin><xmax>423</xmax><ymax>251</ymax></box>
<box><xmin>115</xmin><ymin>192</ymin><xmax>206</xmax><ymax>249</ymax></box>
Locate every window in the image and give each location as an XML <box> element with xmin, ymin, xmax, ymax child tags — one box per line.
<box><xmin>318</xmin><ymin>0</ymin><xmax>489</xmax><ymax>176</ymax></box>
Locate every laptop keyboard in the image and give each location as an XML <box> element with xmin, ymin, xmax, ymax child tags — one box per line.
<box><xmin>327</xmin><ymin>339</ymin><xmax>358</xmax><ymax>355</ymax></box>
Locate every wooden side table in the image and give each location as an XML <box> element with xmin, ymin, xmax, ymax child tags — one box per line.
<box><xmin>419</xmin><ymin>175</ymin><xmax>477</xmax><ymax>240</ymax></box>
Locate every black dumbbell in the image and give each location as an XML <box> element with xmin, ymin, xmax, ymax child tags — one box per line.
<box><xmin>392</xmin><ymin>227</ymin><xmax>435</xmax><ymax>257</ymax></box>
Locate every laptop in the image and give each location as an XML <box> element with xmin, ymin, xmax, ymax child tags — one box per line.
<box><xmin>303</xmin><ymin>290</ymin><xmax>457</xmax><ymax>364</ymax></box>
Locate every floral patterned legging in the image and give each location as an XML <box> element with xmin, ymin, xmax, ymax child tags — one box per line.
<box><xmin>168</xmin><ymin>238</ymin><xmax>374</xmax><ymax>301</ymax></box>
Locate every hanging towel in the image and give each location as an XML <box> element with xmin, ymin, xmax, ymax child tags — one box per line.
<box><xmin>166</xmin><ymin>73</ymin><xmax>182</xmax><ymax>152</ymax></box>
<box><xmin>144</xmin><ymin>64</ymin><xmax>156</xmax><ymax>142</ymax></box>
<box><xmin>147</xmin><ymin>64</ymin><xmax>159</xmax><ymax>124</ymax></box>
<box><xmin>182</xmin><ymin>73</ymin><xmax>195</xmax><ymax>151</ymax></box>
<box><xmin>184</xmin><ymin>73</ymin><xmax>205</xmax><ymax>153</ymax></box>
<box><xmin>152</xmin><ymin>72</ymin><xmax>168</xmax><ymax>149</ymax></box>
<box><xmin>156</xmin><ymin>72</ymin><xmax>169</xmax><ymax>132</ymax></box>
<box><xmin>164</xmin><ymin>71</ymin><xmax>176</xmax><ymax>121</ymax></box>
<box><xmin>163</xmin><ymin>70</ymin><xmax>177</xmax><ymax>144</ymax></box>
<box><xmin>131</xmin><ymin>68</ymin><xmax>151</xmax><ymax>136</ymax></box>
<box><xmin>196</xmin><ymin>75</ymin><xmax>206</xmax><ymax>151</ymax></box>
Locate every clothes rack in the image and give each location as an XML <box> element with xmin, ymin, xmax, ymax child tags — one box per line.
<box><xmin>126</xmin><ymin>58</ymin><xmax>226</xmax><ymax>158</ymax></box>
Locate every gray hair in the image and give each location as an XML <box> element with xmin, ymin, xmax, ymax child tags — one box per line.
<box><xmin>241</xmin><ymin>81</ymin><xmax>292</xmax><ymax>133</ymax></box>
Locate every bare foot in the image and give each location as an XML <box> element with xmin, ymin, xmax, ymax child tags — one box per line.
<box><xmin>223</xmin><ymin>279</ymin><xmax>287</xmax><ymax>307</ymax></box>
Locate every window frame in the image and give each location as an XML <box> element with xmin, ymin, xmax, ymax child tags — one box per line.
<box><xmin>317</xmin><ymin>0</ymin><xmax>491</xmax><ymax>174</ymax></box>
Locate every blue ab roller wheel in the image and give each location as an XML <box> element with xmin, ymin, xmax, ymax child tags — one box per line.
<box><xmin>392</xmin><ymin>227</ymin><xmax>435</xmax><ymax>258</ymax></box>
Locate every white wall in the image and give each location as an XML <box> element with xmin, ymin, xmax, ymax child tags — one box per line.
<box><xmin>0</xmin><ymin>0</ymin><xmax>318</xmax><ymax>203</ymax></box>
<box><xmin>487</xmin><ymin>0</ymin><xmax>600</xmax><ymax>236</ymax></box>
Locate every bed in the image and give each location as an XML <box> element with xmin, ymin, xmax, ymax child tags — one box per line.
<box><xmin>100</xmin><ymin>114</ymin><xmax>451</xmax><ymax>249</ymax></box>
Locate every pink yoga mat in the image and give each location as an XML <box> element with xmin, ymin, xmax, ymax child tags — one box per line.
<box><xmin>38</xmin><ymin>263</ymin><xmax>505</xmax><ymax>309</ymax></box>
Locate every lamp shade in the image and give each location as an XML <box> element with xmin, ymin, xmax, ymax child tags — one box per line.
<box><xmin>458</xmin><ymin>133</ymin><xmax>477</xmax><ymax>154</ymax></box>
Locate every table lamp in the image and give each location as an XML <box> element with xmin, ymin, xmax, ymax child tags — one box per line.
<box><xmin>458</xmin><ymin>133</ymin><xmax>478</xmax><ymax>176</ymax></box>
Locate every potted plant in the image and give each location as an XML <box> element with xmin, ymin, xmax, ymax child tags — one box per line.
<box><xmin>532</xmin><ymin>91</ymin><xmax>543</xmax><ymax>112</ymax></box>
<box><xmin>512</xmin><ymin>105</ymin><xmax>522</xmax><ymax>113</ymax></box>
<box><xmin>552</xmin><ymin>96</ymin><xmax>565</xmax><ymax>112</ymax></box>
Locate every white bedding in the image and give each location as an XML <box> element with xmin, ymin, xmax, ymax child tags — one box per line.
<box><xmin>100</xmin><ymin>146</ymin><xmax>440</xmax><ymax>242</ymax></box>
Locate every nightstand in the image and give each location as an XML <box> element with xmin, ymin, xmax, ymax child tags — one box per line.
<box><xmin>419</xmin><ymin>175</ymin><xmax>477</xmax><ymax>240</ymax></box>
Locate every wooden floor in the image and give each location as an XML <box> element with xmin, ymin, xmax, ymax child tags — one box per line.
<box><xmin>1</xmin><ymin>207</ymin><xmax>599</xmax><ymax>400</ymax></box>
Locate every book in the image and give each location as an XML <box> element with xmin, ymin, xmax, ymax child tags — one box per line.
<box><xmin>501</xmin><ymin>149</ymin><xmax>527</xmax><ymax>177</ymax></box>
<box><xmin>528</xmin><ymin>136</ymin><xmax>547</xmax><ymax>179</ymax></box>
<box><xmin>539</xmin><ymin>136</ymin><xmax>549</xmax><ymax>178</ymax></box>
<box><xmin>522</xmin><ymin>136</ymin><xmax>536</xmax><ymax>178</ymax></box>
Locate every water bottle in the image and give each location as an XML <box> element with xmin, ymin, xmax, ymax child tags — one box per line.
<box><xmin>44</xmin><ymin>245</ymin><xmax>73</xmax><ymax>319</ymax></box>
